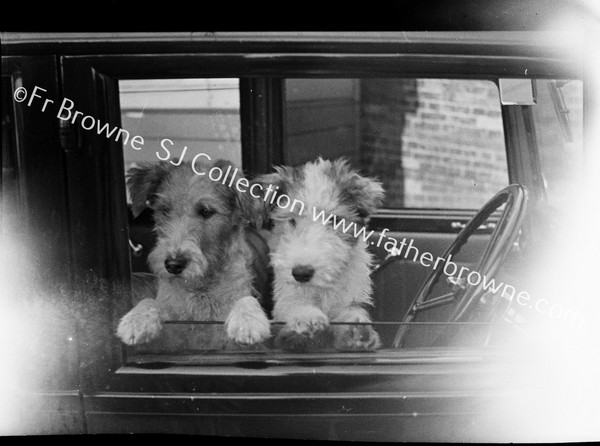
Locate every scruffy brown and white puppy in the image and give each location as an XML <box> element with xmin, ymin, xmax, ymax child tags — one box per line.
<box><xmin>257</xmin><ymin>158</ymin><xmax>384</xmax><ymax>351</ymax></box>
<box><xmin>116</xmin><ymin>159</ymin><xmax>270</xmax><ymax>350</ymax></box>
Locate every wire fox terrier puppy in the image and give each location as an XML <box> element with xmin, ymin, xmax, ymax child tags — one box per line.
<box><xmin>257</xmin><ymin>158</ymin><xmax>384</xmax><ymax>351</ymax></box>
<box><xmin>117</xmin><ymin>159</ymin><xmax>271</xmax><ymax>350</ymax></box>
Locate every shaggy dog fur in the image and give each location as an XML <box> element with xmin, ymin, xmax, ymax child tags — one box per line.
<box><xmin>257</xmin><ymin>158</ymin><xmax>384</xmax><ymax>351</ymax></box>
<box><xmin>116</xmin><ymin>159</ymin><xmax>270</xmax><ymax>351</ymax></box>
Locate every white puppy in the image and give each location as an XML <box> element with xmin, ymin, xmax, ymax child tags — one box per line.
<box><xmin>256</xmin><ymin>158</ymin><xmax>384</xmax><ymax>351</ymax></box>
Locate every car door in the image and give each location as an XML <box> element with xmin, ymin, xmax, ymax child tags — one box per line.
<box><xmin>2</xmin><ymin>55</ymin><xmax>84</xmax><ymax>434</ymax></box>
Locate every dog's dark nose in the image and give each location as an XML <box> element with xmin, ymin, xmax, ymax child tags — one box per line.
<box><xmin>292</xmin><ymin>265</ymin><xmax>315</xmax><ymax>283</ymax></box>
<box><xmin>165</xmin><ymin>256</ymin><xmax>188</xmax><ymax>275</ymax></box>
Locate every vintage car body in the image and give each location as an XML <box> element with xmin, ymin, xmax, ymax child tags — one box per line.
<box><xmin>1</xmin><ymin>27</ymin><xmax>599</xmax><ymax>441</ymax></box>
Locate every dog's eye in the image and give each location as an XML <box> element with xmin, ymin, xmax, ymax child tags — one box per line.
<box><xmin>289</xmin><ymin>218</ymin><xmax>296</xmax><ymax>227</ymax></box>
<box><xmin>197</xmin><ymin>205</ymin><xmax>215</xmax><ymax>219</ymax></box>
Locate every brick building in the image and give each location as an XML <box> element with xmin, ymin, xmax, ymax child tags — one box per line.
<box><xmin>359</xmin><ymin>79</ymin><xmax>508</xmax><ymax>209</ymax></box>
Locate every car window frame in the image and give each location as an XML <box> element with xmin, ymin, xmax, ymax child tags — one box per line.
<box><xmin>2</xmin><ymin>34</ymin><xmax>583</xmax><ymax>393</ymax></box>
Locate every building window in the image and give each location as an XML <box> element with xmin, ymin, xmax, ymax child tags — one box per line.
<box><xmin>119</xmin><ymin>78</ymin><xmax>242</xmax><ymax>177</ymax></box>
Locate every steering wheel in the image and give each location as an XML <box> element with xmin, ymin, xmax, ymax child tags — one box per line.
<box><xmin>393</xmin><ymin>184</ymin><xmax>528</xmax><ymax>348</ymax></box>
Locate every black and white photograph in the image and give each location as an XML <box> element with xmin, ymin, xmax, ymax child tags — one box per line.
<box><xmin>2</xmin><ymin>1</ymin><xmax>600</xmax><ymax>442</ymax></box>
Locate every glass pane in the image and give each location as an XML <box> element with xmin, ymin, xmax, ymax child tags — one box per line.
<box><xmin>284</xmin><ymin>78</ymin><xmax>508</xmax><ymax>210</ymax></box>
<box><xmin>530</xmin><ymin>79</ymin><xmax>583</xmax><ymax>211</ymax></box>
<box><xmin>119</xmin><ymin>78</ymin><xmax>242</xmax><ymax>187</ymax></box>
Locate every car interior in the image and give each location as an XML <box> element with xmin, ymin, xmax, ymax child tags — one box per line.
<box><xmin>118</xmin><ymin>75</ymin><xmax>581</xmax><ymax>356</ymax></box>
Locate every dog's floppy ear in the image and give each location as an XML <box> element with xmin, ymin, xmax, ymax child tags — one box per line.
<box><xmin>335</xmin><ymin>159</ymin><xmax>385</xmax><ymax>223</ymax></box>
<box><xmin>251</xmin><ymin>167</ymin><xmax>297</xmax><ymax>230</ymax></box>
<box><xmin>253</xmin><ymin>165</ymin><xmax>296</xmax><ymax>201</ymax></box>
<box><xmin>211</xmin><ymin>159</ymin><xmax>266</xmax><ymax>228</ymax></box>
<box><xmin>126</xmin><ymin>162</ymin><xmax>172</xmax><ymax>217</ymax></box>
<box><xmin>252</xmin><ymin>165</ymin><xmax>295</xmax><ymax>212</ymax></box>
<box><xmin>346</xmin><ymin>174</ymin><xmax>385</xmax><ymax>223</ymax></box>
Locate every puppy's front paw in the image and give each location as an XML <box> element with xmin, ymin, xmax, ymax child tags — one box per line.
<box><xmin>287</xmin><ymin>306</ymin><xmax>329</xmax><ymax>337</ymax></box>
<box><xmin>117</xmin><ymin>305</ymin><xmax>163</xmax><ymax>345</ymax></box>
<box><xmin>225</xmin><ymin>296</ymin><xmax>271</xmax><ymax>346</ymax></box>
<box><xmin>334</xmin><ymin>324</ymin><xmax>381</xmax><ymax>351</ymax></box>
<box><xmin>276</xmin><ymin>307</ymin><xmax>329</xmax><ymax>351</ymax></box>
